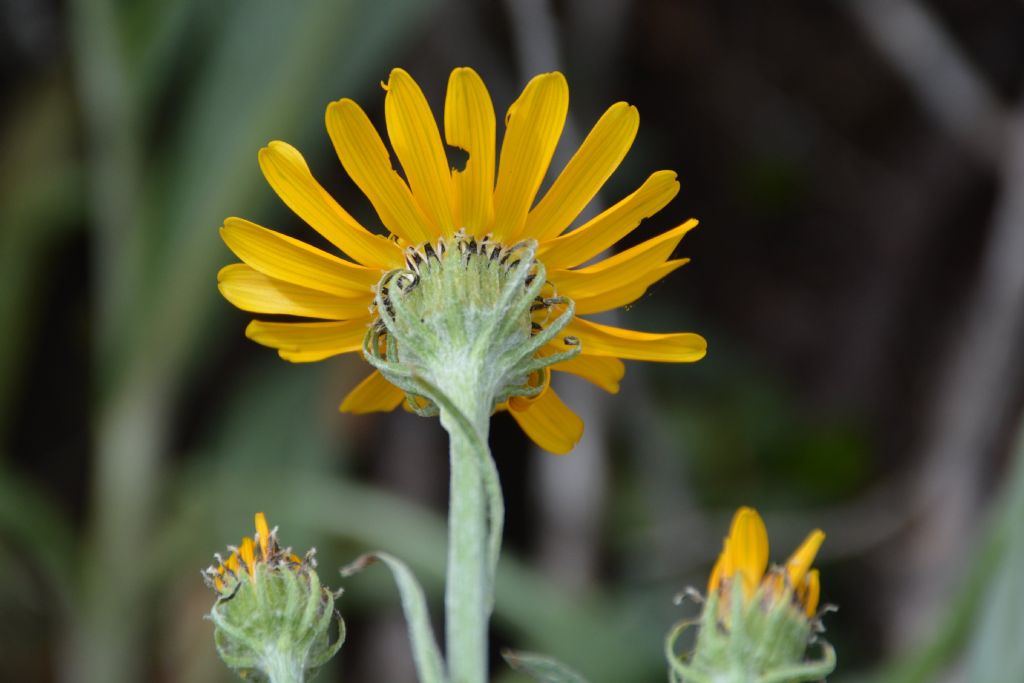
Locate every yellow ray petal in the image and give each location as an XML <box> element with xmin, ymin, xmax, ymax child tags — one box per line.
<box><xmin>258</xmin><ymin>141</ymin><xmax>402</xmax><ymax>268</ymax></box>
<box><xmin>224</xmin><ymin>552</ymin><xmax>240</xmax><ymax>575</ymax></box>
<box><xmin>571</xmin><ymin>261</ymin><xmax>687</xmax><ymax>315</ymax></box>
<box><xmin>727</xmin><ymin>507</ymin><xmax>769</xmax><ymax>599</ymax></box>
<box><xmin>385</xmin><ymin>69</ymin><xmax>455</xmax><ymax>234</ymax></box>
<box><xmin>325</xmin><ymin>98</ymin><xmax>435</xmax><ymax>244</ymax></box>
<box><xmin>537</xmin><ymin>173</ymin><xmax>684</xmax><ymax>270</ymax></box>
<box><xmin>550</xmin><ymin>221</ymin><xmax>697</xmax><ymax>314</ymax></box>
<box><xmin>239</xmin><ymin>537</ymin><xmax>256</xmax><ymax>576</ymax></box>
<box><xmin>218</xmin><ymin>264</ymin><xmax>373</xmax><ymax>320</ymax></box>
<box><xmin>491</xmin><ymin>73</ymin><xmax>568</xmax><ymax>241</ymax></box>
<box><xmin>445</xmin><ymin>67</ymin><xmax>496</xmax><ymax>236</ymax></box>
<box><xmin>802</xmin><ymin>569</ymin><xmax>821</xmax><ymax>617</ymax></box>
<box><xmin>254</xmin><ymin>512</ymin><xmax>270</xmax><ymax>560</ymax></box>
<box><xmin>524</xmin><ymin>102</ymin><xmax>639</xmax><ymax>241</ymax></box>
<box><xmin>564</xmin><ymin>317</ymin><xmax>707</xmax><ymax>362</ymax></box>
<box><xmin>245</xmin><ymin>319</ymin><xmax>367</xmax><ymax>362</ymax></box>
<box><xmin>339</xmin><ymin>370</ymin><xmax>405</xmax><ymax>414</ymax></box>
<box><xmin>545</xmin><ymin>346</ymin><xmax>625</xmax><ymax>393</ymax></box>
<box><xmin>785</xmin><ymin>529</ymin><xmax>825</xmax><ymax>588</ymax></box>
<box><xmin>221</xmin><ymin>218</ymin><xmax>379</xmax><ymax>297</ymax></box>
<box><xmin>509</xmin><ymin>387</ymin><xmax>583</xmax><ymax>454</ymax></box>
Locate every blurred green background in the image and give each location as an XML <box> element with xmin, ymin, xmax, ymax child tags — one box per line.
<box><xmin>3</xmin><ymin>0</ymin><xmax>1024</xmax><ymax>681</ymax></box>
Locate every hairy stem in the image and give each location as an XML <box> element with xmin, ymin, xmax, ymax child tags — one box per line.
<box><xmin>261</xmin><ymin>648</ymin><xmax>305</xmax><ymax>683</ymax></box>
<box><xmin>438</xmin><ymin>364</ymin><xmax>494</xmax><ymax>683</ymax></box>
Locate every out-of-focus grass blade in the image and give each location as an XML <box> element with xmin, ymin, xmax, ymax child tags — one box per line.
<box><xmin>0</xmin><ymin>462</ymin><xmax>75</xmax><ymax>609</ymax></box>
<box><xmin>124</xmin><ymin>0</ymin><xmax>207</xmax><ymax>114</ymax></box>
<box><xmin>0</xmin><ymin>78</ymin><xmax>81</xmax><ymax>441</ymax></box>
<box><xmin>964</xmin><ymin>427</ymin><xmax>1024</xmax><ymax>681</ymax></box>
<box><xmin>132</xmin><ymin>0</ymin><xmax>439</xmax><ymax>391</ymax></box>
<box><xmin>146</xmin><ymin>360</ymin><xmax>336</xmax><ymax>582</ymax></box>
<box><xmin>843</xmin><ymin>427</ymin><xmax>1023</xmax><ymax>683</ymax></box>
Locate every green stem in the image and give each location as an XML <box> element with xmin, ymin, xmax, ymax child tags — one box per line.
<box><xmin>261</xmin><ymin>648</ymin><xmax>305</xmax><ymax>683</ymax></box>
<box><xmin>438</xmin><ymin>365</ymin><xmax>494</xmax><ymax>683</ymax></box>
<box><xmin>430</xmin><ymin>356</ymin><xmax>497</xmax><ymax>679</ymax></box>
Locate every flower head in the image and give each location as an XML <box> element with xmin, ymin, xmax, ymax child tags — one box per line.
<box><xmin>707</xmin><ymin>506</ymin><xmax>824</xmax><ymax>619</ymax></box>
<box><xmin>204</xmin><ymin>513</ymin><xmax>344</xmax><ymax>681</ymax></box>
<box><xmin>219</xmin><ymin>68</ymin><xmax>706</xmax><ymax>453</ymax></box>
<box><xmin>666</xmin><ymin>507</ymin><xmax>834</xmax><ymax>683</ymax></box>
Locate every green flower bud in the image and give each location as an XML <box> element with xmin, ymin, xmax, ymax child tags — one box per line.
<box><xmin>667</xmin><ymin>507</ymin><xmax>835</xmax><ymax>683</ymax></box>
<box><xmin>203</xmin><ymin>513</ymin><xmax>344</xmax><ymax>683</ymax></box>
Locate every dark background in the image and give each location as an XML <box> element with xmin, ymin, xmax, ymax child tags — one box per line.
<box><xmin>2</xmin><ymin>0</ymin><xmax>1024</xmax><ymax>681</ymax></box>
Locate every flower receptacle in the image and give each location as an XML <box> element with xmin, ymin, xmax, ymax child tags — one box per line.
<box><xmin>364</xmin><ymin>231</ymin><xmax>578</xmax><ymax>426</ymax></box>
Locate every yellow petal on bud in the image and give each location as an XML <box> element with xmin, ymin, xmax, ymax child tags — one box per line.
<box><xmin>802</xmin><ymin>569</ymin><xmax>821</xmax><ymax>617</ymax></box>
<box><xmin>727</xmin><ymin>507</ymin><xmax>769</xmax><ymax>599</ymax></box>
<box><xmin>240</xmin><ymin>537</ymin><xmax>256</xmax><ymax>577</ymax></box>
<box><xmin>255</xmin><ymin>512</ymin><xmax>270</xmax><ymax>560</ymax></box>
<box><xmin>785</xmin><ymin>529</ymin><xmax>825</xmax><ymax>588</ymax></box>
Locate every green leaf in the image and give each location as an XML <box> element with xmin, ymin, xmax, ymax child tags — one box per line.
<box><xmin>342</xmin><ymin>552</ymin><xmax>448</xmax><ymax>683</ymax></box>
<box><xmin>502</xmin><ymin>650</ymin><xmax>591</xmax><ymax>683</ymax></box>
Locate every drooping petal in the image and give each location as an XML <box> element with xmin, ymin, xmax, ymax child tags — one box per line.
<box><xmin>550</xmin><ymin>221</ymin><xmax>697</xmax><ymax>314</ymax></box>
<box><xmin>221</xmin><ymin>218</ymin><xmax>379</xmax><ymax>296</ymax></box>
<box><xmin>218</xmin><ymin>264</ymin><xmax>373</xmax><ymax>320</ymax></box>
<box><xmin>536</xmin><ymin>173</ymin><xmax>682</xmax><ymax>271</ymax></box>
<box><xmin>546</xmin><ymin>346</ymin><xmax>625</xmax><ymax>393</ymax></box>
<box><xmin>785</xmin><ymin>529</ymin><xmax>825</xmax><ymax>589</ymax></box>
<box><xmin>257</xmin><ymin>141</ymin><xmax>402</xmax><ymax>268</ymax></box>
<box><xmin>508</xmin><ymin>387</ymin><xmax>583</xmax><ymax>454</ymax></box>
<box><xmin>491</xmin><ymin>73</ymin><xmax>568</xmax><ymax>241</ymax></box>
<box><xmin>564</xmin><ymin>317</ymin><xmax>707</xmax><ymax>362</ymax></box>
<box><xmin>524</xmin><ymin>102</ymin><xmax>639</xmax><ymax>241</ymax></box>
<box><xmin>339</xmin><ymin>370</ymin><xmax>405</xmax><ymax>414</ymax></box>
<box><xmin>245</xmin><ymin>319</ymin><xmax>367</xmax><ymax>362</ymax></box>
<box><xmin>385</xmin><ymin>69</ymin><xmax>456</xmax><ymax>234</ymax></box>
<box><xmin>445</xmin><ymin>67</ymin><xmax>496</xmax><ymax>236</ymax></box>
<box><xmin>325</xmin><ymin>98</ymin><xmax>435</xmax><ymax>243</ymax></box>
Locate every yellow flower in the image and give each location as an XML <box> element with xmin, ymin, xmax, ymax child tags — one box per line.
<box><xmin>218</xmin><ymin>67</ymin><xmax>706</xmax><ymax>453</ymax></box>
<box><xmin>708</xmin><ymin>506</ymin><xmax>824</xmax><ymax>618</ymax></box>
